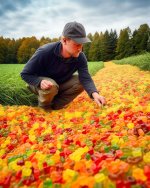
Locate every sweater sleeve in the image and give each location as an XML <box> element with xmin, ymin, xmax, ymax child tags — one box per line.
<box><xmin>77</xmin><ymin>53</ymin><xmax>99</xmax><ymax>98</ymax></box>
<box><xmin>20</xmin><ymin>48</ymin><xmax>44</xmax><ymax>87</ymax></box>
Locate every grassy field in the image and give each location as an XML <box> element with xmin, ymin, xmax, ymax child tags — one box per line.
<box><xmin>0</xmin><ymin>62</ymin><xmax>104</xmax><ymax>106</ymax></box>
<box><xmin>113</xmin><ymin>52</ymin><xmax>150</xmax><ymax>71</ymax></box>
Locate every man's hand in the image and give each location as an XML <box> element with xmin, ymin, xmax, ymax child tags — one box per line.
<box><xmin>40</xmin><ymin>80</ymin><xmax>53</xmax><ymax>90</ymax></box>
<box><xmin>92</xmin><ymin>92</ymin><xmax>106</xmax><ymax>107</ymax></box>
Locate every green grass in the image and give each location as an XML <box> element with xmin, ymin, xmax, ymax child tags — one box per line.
<box><xmin>0</xmin><ymin>62</ymin><xmax>104</xmax><ymax>106</ymax></box>
<box><xmin>88</xmin><ymin>61</ymin><xmax>104</xmax><ymax>75</ymax></box>
<box><xmin>113</xmin><ymin>52</ymin><xmax>150</xmax><ymax>71</ymax></box>
<box><xmin>0</xmin><ymin>64</ymin><xmax>37</xmax><ymax>106</ymax></box>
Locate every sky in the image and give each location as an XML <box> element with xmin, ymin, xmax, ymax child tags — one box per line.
<box><xmin>0</xmin><ymin>0</ymin><xmax>150</xmax><ymax>39</ymax></box>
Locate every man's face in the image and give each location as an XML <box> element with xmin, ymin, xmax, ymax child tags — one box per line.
<box><xmin>65</xmin><ymin>39</ymin><xmax>83</xmax><ymax>58</ymax></box>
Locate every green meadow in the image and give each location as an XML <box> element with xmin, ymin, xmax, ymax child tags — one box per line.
<box><xmin>113</xmin><ymin>52</ymin><xmax>150</xmax><ymax>71</ymax></box>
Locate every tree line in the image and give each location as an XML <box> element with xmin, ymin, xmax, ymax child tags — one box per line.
<box><xmin>0</xmin><ymin>23</ymin><xmax>150</xmax><ymax>64</ymax></box>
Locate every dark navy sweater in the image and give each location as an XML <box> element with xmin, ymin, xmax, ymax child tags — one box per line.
<box><xmin>20</xmin><ymin>42</ymin><xmax>98</xmax><ymax>97</ymax></box>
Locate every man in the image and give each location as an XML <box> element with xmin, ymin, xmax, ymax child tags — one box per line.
<box><xmin>21</xmin><ymin>21</ymin><xmax>106</xmax><ymax>110</ymax></box>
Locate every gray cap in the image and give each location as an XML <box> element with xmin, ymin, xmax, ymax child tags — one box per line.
<box><xmin>62</xmin><ymin>21</ymin><xmax>91</xmax><ymax>44</ymax></box>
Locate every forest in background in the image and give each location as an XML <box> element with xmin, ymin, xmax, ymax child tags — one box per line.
<box><xmin>0</xmin><ymin>23</ymin><xmax>150</xmax><ymax>64</ymax></box>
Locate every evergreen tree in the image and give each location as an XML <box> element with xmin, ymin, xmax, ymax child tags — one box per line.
<box><xmin>132</xmin><ymin>24</ymin><xmax>150</xmax><ymax>54</ymax></box>
<box><xmin>147</xmin><ymin>31</ymin><xmax>150</xmax><ymax>52</ymax></box>
<box><xmin>99</xmin><ymin>30</ymin><xmax>117</xmax><ymax>61</ymax></box>
<box><xmin>131</xmin><ymin>29</ymin><xmax>138</xmax><ymax>54</ymax></box>
<box><xmin>7</xmin><ymin>39</ymin><xmax>18</xmax><ymax>64</ymax></box>
<box><xmin>0</xmin><ymin>37</ymin><xmax>8</xmax><ymax>64</ymax></box>
<box><xmin>116</xmin><ymin>27</ymin><xmax>132</xmax><ymax>59</ymax></box>
<box><xmin>88</xmin><ymin>32</ymin><xmax>100</xmax><ymax>61</ymax></box>
<box><xmin>83</xmin><ymin>33</ymin><xmax>92</xmax><ymax>60</ymax></box>
<box><xmin>101</xmin><ymin>30</ymin><xmax>111</xmax><ymax>61</ymax></box>
<box><xmin>98</xmin><ymin>32</ymin><xmax>105</xmax><ymax>61</ymax></box>
<box><xmin>108</xmin><ymin>29</ymin><xmax>118</xmax><ymax>60</ymax></box>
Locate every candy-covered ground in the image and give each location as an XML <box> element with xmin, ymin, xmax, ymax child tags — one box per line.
<box><xmin>0</xmin><ymin>62</ymin><xmax>150</xmax><ymax>188</ymax></box>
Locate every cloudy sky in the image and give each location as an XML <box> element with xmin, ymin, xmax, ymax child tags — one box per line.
<box><xmin>0</xmin><ymin>0</ymin><xmax>150</xmax><ymax>39</ymax></box>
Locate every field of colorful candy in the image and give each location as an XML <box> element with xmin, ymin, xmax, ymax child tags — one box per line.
<box><xmin>0</xmin><ymin>62</ymin><xmax>150</xmax><ymax>187</ymax></box>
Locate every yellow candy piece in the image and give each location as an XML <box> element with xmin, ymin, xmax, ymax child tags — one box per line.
<box><xmin>70</xmin><ymin>146</ymin><xmax>89</xmax><ymax>162</ymax></box>
<box><xmin>111</xmin><ymin>136</ymin><xmax>119</xmax><ymax>145</ymax></box>
<box><xmin>57</xmin><ymin>142</ymin><xmax>61</xmax><ymax>149</ymax></box>
<box><xmin>0</xmin><ymin>109</ymin><xmax>5</xmax><ymax>116</ymax></box>
<box><xmin>132</xmin><ymin>148</ymin><xmax>142</xmax><ymax>157</ymax></box>
<box><xmin>127</xmin><ymin>123</ymin><xmax>134</xmax><ymax>129</ymax></box>
<box><xmin>94</xmin><ymin>173</ymin><xmax>106</xmax><ymax>183</ymax></box>
<box><xmin>146</xmin><ymin>105</ymin><xmax>150</xmax><ymax>113</ymax></box>
<box><xmin>29</xmin><ymin>129</ymin><xmax>34</xmax><ymax>135</ymax></box>
<box><xmin>0</xmin><ymin>149</ymin><xmax>5</xmax><ymax>156</ymax></box>
<box><xmin>22</xmin><ymin>116</ymin><xmax>29</xmax><ymax>122</ymax></box>
<box><xmin>118</xmin><ymin>138</ymin><xmax>124</xmax><ymax>145</ymax></box>
<box><xmin>22</xmin><ymin>168</ymin><xmax>32</xmax><ymax>177</ymax></box>
<box><xmin>58</xmin><ymin>134</ymin><xmax>65</xmax><ymax>141</ymax></box>
<box><xmin>32</xmin><ymin>122</ymin><xmax>40</xmax><ymax>129</ymax></box>
<box><xmin>0</xmin><ymin>158</ymin><xmax>4</xmax><ymax>166</ymax></box>
<box><xmin>25</xmin><ymin>161</ymin><xmax>32</xmax><ymax>168</ymax></box>
<box><xmin>9</xmin><ymin>161</ymin><xmax>22</xmax><ymax>172</ymax></box>
<box><xmin>63</xmin><ymin>169</ymin><xmax>76</xmax><ymax>181</ymax></box>
<box><xmin>143</xmin><ymin>152</ymin><xmax>150</xmax><ymax>163</ymax></box>
<box><xmin>38</xmin><ymin>161</ymin><xmax>43</xmax><ymax>170</ymax></box>
<box><xmin>29</xmin><ymin>135</ymin><xmax>36</xmax><ymax>142</ymax></box>
<box><xmin>35</xmin><ymin>152</ymin><xmax>46</xmax><ymax>162</ymax></box>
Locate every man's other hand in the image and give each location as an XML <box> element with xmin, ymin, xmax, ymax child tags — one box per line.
<box><xmin>40</xmin><ymin>80</ymin><xmax>53</xmax><ymax>90</ymax></box>
<box><xmin>92</xmin><ymin>92</ymin><xmax>106</xmax><ymax>107</ymax></box>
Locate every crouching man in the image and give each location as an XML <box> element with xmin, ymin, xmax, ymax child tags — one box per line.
<box><xmin>20</xmin><ymin>21</ymin><xmax>106</xmax><ymax>110</ymax></box>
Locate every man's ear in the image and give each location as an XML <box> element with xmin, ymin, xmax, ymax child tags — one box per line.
<box><xmin>61</xmin><ymin>37</ymin><xmax>67</xmax><ymax>45</ymax></box>
<box><xmin>63</xmin><ymin>38</ymin><xmax>67</xmax><ymax>44</ymax></box>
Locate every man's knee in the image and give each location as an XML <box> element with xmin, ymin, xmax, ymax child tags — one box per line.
<box><xmin>38</xmin><ymin>77</ymin><xmax>59</xmax><ymax>99</ymax></box>
<box><xmin>70</xmin><ymin>75</ymin><xmax>84</xmax><ymax>93</ymax></box>
<box><xmin>72</xmin><ymin>82</ymin><xmax>84</xmax><ymax>93</ymax></box>
<box><xmin>38</xmin><ymin>85</ymin><xmax>58</xmax><ymax>107</ymax></box>
<box><xmin>39</xmin><ymin>85</ymin><xmax>58</xmax><ymax>97</ymax></box>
